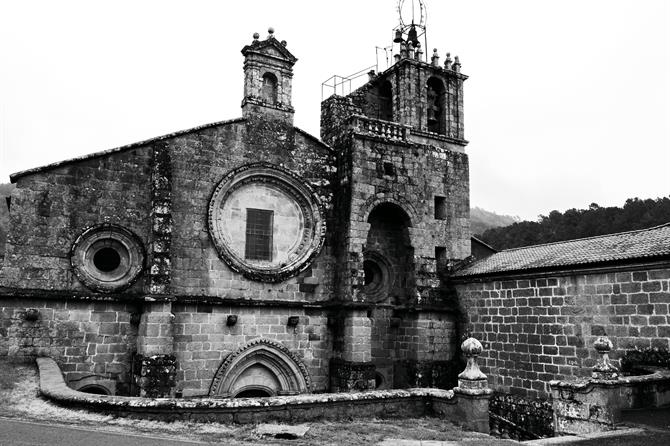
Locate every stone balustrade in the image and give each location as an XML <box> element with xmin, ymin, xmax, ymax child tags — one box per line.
<box><xmin>350</xmin><ymin>115</ymin><xmax>407</xmax><ymax>140</ymax></box>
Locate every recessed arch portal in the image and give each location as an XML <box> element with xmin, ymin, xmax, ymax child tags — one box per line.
<box><xmin>208</xmin><ymin>338</ymin><xmax>310</xmax><ymax>397</ymax></box>
<box><xmin>364</xmin><ymin>202</ymin><xmax>415</xmax><ymax>303</ymax></box>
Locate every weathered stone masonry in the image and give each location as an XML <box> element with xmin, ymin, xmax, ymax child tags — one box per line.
<box><xmin>455</xmin><ymin>254</ymin><xmax>670</xmax><ymax>400</ymax></box>
<box><xmin>0</xmin><ymin>28</ymin><xmax>475</xmax><ymax>399</ymax></box>
<box><xmin>321</xmin><ymin>51</ymin><xmax>470</xmax><ymax>391</ymax></box>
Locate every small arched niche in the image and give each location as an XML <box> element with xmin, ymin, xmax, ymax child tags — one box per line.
<box><xmin>426</xmin><ymin>76</ymin><xmax>446</xmax><ymax>134</ymax></box>
<box><xmin>261</xmin><ymin>72</ymin><xmax>278</xmax><ymax>104</ymax></box>
<box><xmin>209</xmin><ymin>338</ymin><xmax>310</xmax><ymax>397</ymax></box>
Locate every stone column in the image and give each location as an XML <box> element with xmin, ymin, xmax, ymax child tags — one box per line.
<box><xmin>330</xmin><ymin>310</ymin><xmax>375</xmax><ymax>392</ymax></box>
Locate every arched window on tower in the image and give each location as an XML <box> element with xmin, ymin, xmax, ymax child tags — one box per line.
<box><xmin>426</xmin><ymin>77</ymin><xmax>446</xmax><ymax>135</ymax></box>
<box><xmin>365</xmin><ymin>80</ymin><xmax>393</xmax><ymax>121</ymax></box>
<box><xmin>377</xmin><ymin>81</ymin><xmax>393</xmax><ymax>121</ymax></box>
<box><xmin>262</xmin><ymin>72</ymin><xmax>278</xmax><ymax>104</ymax></box>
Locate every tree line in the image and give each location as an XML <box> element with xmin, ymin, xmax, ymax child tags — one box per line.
<box><xmin>478</xmin><ymin>197</ymin><xmax>670</xmax><ymax>251</ymax></box>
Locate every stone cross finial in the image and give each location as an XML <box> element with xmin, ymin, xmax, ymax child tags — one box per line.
<box><xmin>592</xmin><ymin>336</ymin><xmax>619</xmax><ymax>380</ymax></box>
<box><xmin>456</xmin><ymin>337</ymin><xmax>489</xmax><ymax>393</ymax></box>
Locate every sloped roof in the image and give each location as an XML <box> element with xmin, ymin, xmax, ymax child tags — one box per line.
<box><xmin>9</xmin><ymin>120</ymin><xmax>331</xmax><ymax>182</ymax></box>
<box><xmin>454</xmin><ymin>223</ymin><xmax>670</xmax><ymax>278</ymax></box>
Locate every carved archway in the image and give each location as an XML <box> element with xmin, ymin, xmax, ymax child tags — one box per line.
<box><xmin>359</xmin><ymin>194</ymin><xmax>416</xmax><ymax>227</ymax></box>
<box><xmin>208</xmin><ymin>338</ymin><xmax>310</xmax><ymax>397</ymax></box>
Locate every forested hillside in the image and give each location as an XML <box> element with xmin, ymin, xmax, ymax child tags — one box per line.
<box><xmin>470</xmin><ymin>207</ymin><xmax>519</xmax><ymax>236</ymax></box>
<box><xmin>478</xmin><ymin>197</ymin><xmax>670</xmax><ymax>250</ymax></box>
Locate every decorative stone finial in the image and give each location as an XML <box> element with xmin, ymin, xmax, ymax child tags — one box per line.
<box><xmin>394</xmin><ymin>54</ymin><xmax>401</xmax><ymax>63</ymax></box>
<box><xmin>252</xmin><ymin>32</ymin><xmax>260</xmax><ymax>41</ymax></box>
<box><xmin>453</xmin><ymin>56</ymin><xmax>461</xmax><ymax>73</ymax></box>
<box><xmin>268</xmin><ymin>27</ymin><xmax>275</xmax><ymax>38</ymax></box>
<box><xmin>280</xmin><ymin>40</ymin><xmax>287</xmax><ymax>46</ymax></box>
<box><xmin>445</xmin><ymin>52</ymin><xmax>452</xmax><ymax>70</ymax></box>
<box><xmin>400</xmin><ymin>42</ymin><xmax>409</xmax><ymax>59</ymax></box>
<box><xmin>455</xmin><ymin>337</ymin><xmax>489</xmax><ymax>394</ymax></box>
<box><xmin>431</xmin><ymin>48</ymin><xmax>440</xmax><ymax>66</ymax></box>
<box><xmin>592</xmin><ymin>336</ymin><xmax>619</xmax><ymax>380</ymax></box>
<box><xmin>415</xmin><ymin>43</ymin><xmax>423</xmax><ymax>61</ymax></box>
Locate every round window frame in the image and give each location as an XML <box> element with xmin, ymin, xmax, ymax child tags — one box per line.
<box><xmin>70</xmin><ymin>224</ymin><xmax>146</xmax><ymax>293</ymax></box>
<box><xmin>208</xmin><ymin>163</ymin><xmax>326</xmax><ymax>283</ymax></box>
<box><xmin>362</xmin><ymin>251</ymin><xmax>392</xmax><ymax>302</ymax></box>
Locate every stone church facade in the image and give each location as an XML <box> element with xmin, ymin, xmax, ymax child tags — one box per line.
<box><xmin>0</xmin><ymin>29</ymin><xmax>470</xmax><ymax>397</ymax></box>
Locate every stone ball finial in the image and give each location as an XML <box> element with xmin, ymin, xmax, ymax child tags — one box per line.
<box><xmin>433</xmin><ymin>48</ymin><xmax>438</xmax><ymax>55</ymax></box>
<box><xmin>253</xmin><ymin>32</ymin><xmax>260</xmax><ymax>40</ymax></box>
<box><xmin>592</xmin><ymin>336</ymin><xmax>618</xmax><ymax>380</ymax></box>
<box><xmin>461</xmin><ymin>337</ymin><xmax>483</xmax><ymax>356</ymax></box>
<box><xmin>268</xmin><ymin>27</ymin><xmax>275</xmax><ymax>35</ymax></box>
<box><xmin>281</xmin><ymin>40</ymin><xmax>287</xmax><ymax>46</ymax></box>
<box><xmin>593</xmin><ymin>336</ymin><xmax>613</xmax><ymax>353</ymax></box>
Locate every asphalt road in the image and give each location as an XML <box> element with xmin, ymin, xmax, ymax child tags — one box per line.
<box><xmin>0</xmin><ymin>418</ymin><xmax>208</xmax><ymax>446</ymax></box>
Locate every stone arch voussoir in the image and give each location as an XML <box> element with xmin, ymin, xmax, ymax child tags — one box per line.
<box><xmin>208</xmin><ymin>338</ymin><xmax>311</xmax><ymax>397</ymax></box>
<box><xmin>359</xmin><ymin>194</ymin><xmax>417</xmax><ymax>228</ymax></box>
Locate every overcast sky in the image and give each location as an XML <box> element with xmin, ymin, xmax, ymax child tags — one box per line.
<box><xmin>0</xmin><ymin>0</ymin><xmax>668</xmax><ymax>220</ymax></box>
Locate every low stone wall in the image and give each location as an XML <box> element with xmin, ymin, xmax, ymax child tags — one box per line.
<box><xmin>551</xmin><ymin>366</ymin><xmax>670</xmax><ymax>435</ymax></box>
<box><xmin>36</xmin><ymin>357</ymin><xmax>490</xmax><ymax>432</ymax></box>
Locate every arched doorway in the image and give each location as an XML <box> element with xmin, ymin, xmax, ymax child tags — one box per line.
<box><xmin>208</xmin><ymin>338</ymin><xmax>311</xmax><ymax>397</ymax></box>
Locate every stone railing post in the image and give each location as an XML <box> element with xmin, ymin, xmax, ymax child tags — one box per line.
<box><xmin>551</xmin><ymin>336</ymin><xmax>627</xmax><ymax>435</ymax></box>
<box><xmin>592</xmin><ymin>336</ymin><xmax>619</xmax><ymax>380</ymax></box>
<box><xmin>451</xmin><ymin>337</ymin><xmax>492</xmax><ymax>433</ymax></box>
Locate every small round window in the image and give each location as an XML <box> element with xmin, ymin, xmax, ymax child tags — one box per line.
<box><xmin>362</xmin><ymin>252</ymin><xmax>391</xmax><ymax>302</ymax></box>
<box><xmin>71</xmin><ymin>224</ymin><xmax>145</xmax><ymax>293</ymax></box>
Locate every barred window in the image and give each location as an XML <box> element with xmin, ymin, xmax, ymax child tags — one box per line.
<box><xmin>245</xmin><ymin>208</ymin><xmax>274</xmax><ymax>261</ymax></box>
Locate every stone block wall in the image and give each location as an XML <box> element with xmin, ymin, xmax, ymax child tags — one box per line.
<box><xmin>0</xmin><ymin>147</ymin><xmax>152</xmax><ymax>292</ymax></box>
<box><xmin>172</xmin><ymin>304</ymin><xmax>332</xmax><ymax>396</ymax></box>
<box><xmin>370</xmin><ymin>307</ymin><xmax>460</xmax><ymax>389</ymax></box>
<box><xmin>319</xmin><ymin>108</ymin><xmax>471</xmax><ymax>302</ymax></box>
<box><xmin>0</xmin><ymin>297</ymin><xmax>138</xmax><ymax>390</ymax></box>
<box><xmin>455</xmin><ymin>265</ymin><xmax>670</xmax><ymax>399</ymax></box>
<box><xmin>167</xmin><ymin>121</ymin><xmax>336</xmax><ymax>301</ymax></box>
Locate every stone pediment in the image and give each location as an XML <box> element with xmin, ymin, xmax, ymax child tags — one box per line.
<box><xmin>241</xmin><ymin>37</ymin><xmax>297</xmax><ymax>64</ymax></box>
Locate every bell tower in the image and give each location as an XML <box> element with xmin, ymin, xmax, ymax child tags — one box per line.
<box><xmin>320</xmin><ymin>0</ymin><xmax>470</xmax><ymax>393</ymax></box>
<box><xmin>241</xmin><ymin>28</ymin><xmax>297</xmax><ymax>125</ymax></box>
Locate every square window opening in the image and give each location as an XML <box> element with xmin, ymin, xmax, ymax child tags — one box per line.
<box><xmin>434</xmin><ymin>196</ymin><xmax>447</xmax><ymax>220</ymax></box>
